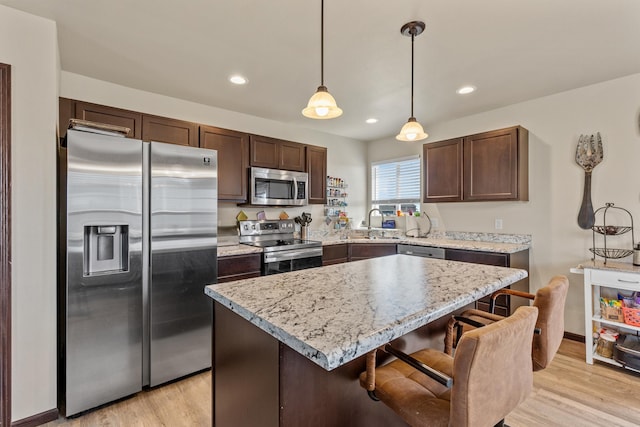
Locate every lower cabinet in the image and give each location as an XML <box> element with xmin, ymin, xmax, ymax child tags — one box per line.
<box><xmin>217</xmin><ymin>253</ymin><xmax>261</xmax><ymax>283</ymax></box>
<box><xmin>349</xmin><ymin>243</ymin><xmax>398</xmax><ymax>262</ymax></box>
<box><xmin>445</xmin><ymin>248</ymin><xmax>529</xmax><ymax>316</ymax></box>
<box><xmin>322</xmin><ymin>244</ymin><xmax>349</xmax><ymax>266</ymax></box>
<box><xmin>322</xmin><ymin>243</ymin><xmax>397</xmax><ymax>264</ymax></box>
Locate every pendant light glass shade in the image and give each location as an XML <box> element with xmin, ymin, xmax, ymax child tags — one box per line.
<box><xmin>302</xmin><ymin>0</ymin><xmax>342</xmax><ymax>120</ymax></box>
<box><xmin>302</xmin><ymin>85</ymin><xmax>343</xmax><ymax>119</ymax></box>
<box><xmin>396</xmin><ymin>21</ymin><xmax>427</xmax><ymax>142</ymax></box>
<box><xmin>396</xmin><ymin>117</ymin><xmax>428</xmax><ymax>141</ymax></box>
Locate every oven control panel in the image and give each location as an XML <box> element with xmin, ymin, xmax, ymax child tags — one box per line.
<box><xmin>238</xmin><ymin>219</ymin><xmax>295</xmax><ymax>236</ymax></box>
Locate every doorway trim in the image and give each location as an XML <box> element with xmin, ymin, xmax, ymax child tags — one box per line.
<box><xmin>0</xmin><ymin>62</ymin><xmax>12</xmax><ymax>427</ymax></box>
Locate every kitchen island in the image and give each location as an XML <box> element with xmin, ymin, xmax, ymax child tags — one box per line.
<box><xmin>205</xmin><ymin>254</ymin><xmax>528</xmax><ymax>426</ymax></box>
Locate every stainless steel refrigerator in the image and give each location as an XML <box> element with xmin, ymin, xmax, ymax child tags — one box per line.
<box><xmin>59</xmin><ymin>127</ymin><xmax>217</xmax><ymax>416</ymax></box>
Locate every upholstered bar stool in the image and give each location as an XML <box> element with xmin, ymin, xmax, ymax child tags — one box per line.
<box><xmin>445</xmin><ymin>275</ymin><xmax>569</xmax><ymax>371</ymax></box>
<box><xmin>360</xmin><ymin>306</ymin><xmax>539</xmax><ymax>427</ymax></box>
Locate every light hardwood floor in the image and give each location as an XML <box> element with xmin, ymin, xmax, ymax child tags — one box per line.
<box><xmin>44</xmin><ymin>339</ymin><xmax>640</xmax><ymax>427</ymax></box>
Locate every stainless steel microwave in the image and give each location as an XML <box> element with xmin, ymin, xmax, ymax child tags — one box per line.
<box><xmin>250</xmin><ymin>167</ymin><xmax>308</xmax><ymax>206</ymax></box>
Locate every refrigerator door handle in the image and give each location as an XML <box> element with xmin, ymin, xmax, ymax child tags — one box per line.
<box><xmin>142</xmin><ymin>141</ymin><xmax>151</xmax><ymax>387</ymax></box>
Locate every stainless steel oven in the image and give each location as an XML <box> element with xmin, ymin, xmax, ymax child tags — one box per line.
<box><xmin>239</xmin><ymin>219</ymin><xmax>322</xmax><ymax>275</ymax></box>
<box><xmin>250</xmin><ymin>167</ymin><xmax>308</xmax><ymax>206</ymax></box>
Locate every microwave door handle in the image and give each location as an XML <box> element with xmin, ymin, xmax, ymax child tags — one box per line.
<box><xmin>292</xmin><ymin>177</ymin><xmax>297</xmax><ymax>200</ymax></box>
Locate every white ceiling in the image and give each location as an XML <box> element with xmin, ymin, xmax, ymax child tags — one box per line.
<box><xmin>3</xmin><ymin>0</ymin><xmax>640</xmax><ymax>141</ymax></box>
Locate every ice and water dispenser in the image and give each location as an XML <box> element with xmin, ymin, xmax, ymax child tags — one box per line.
<box><xmin>83</xmin><ymin>225</ymin><xmax>129</xmax><ymax>276</ymax></box>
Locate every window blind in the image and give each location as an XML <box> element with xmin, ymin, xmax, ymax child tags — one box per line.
<box><xmin>371</xmin><ymin>156</ymin><xmax>421</xmax><ymax>204</ymax></box>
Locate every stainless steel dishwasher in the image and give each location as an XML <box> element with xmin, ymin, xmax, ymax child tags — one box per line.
<box><xmin>397</xmin><ymin>244</ymin><xmax>445</xmax><ymax>259</ymax></box>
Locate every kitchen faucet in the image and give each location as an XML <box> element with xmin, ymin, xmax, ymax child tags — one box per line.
<box><xmin>367</xmin><ymin>208</ymin><xmax>384</xmax><ymax>238</ymax></box>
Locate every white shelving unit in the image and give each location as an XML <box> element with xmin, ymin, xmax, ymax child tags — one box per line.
<box><xmin>583</xmin><ymin>265</ymin><xmax>640</xmax><ymax>372</ymax></box>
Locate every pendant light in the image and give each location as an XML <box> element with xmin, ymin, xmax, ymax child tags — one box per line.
<box><xmin>396</xmin><ymin>21</ymin><xmax>428</xmax><ymax>142</ymax></box>
<box><xmin>302</xmin><ymin>0</ymin><xmax>343</xmax><ymax>119</ymax></box>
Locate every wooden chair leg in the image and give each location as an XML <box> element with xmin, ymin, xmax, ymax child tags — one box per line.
<box><xmin>444</xmin><ymin>316</ymin><xmax>457</xmax><ymax>355</ymax></box>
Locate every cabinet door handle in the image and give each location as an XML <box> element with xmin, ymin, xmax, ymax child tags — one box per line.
<box><xmin>617</xmin><ymin>279</ymin><xmax>640</xmax><ymax>284</ymax></box>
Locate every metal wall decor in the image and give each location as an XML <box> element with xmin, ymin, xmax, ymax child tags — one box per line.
<box><xmin>575</xmin><ymin>132</ymin><xmax>603</xmax><ymax>229</ymax></box>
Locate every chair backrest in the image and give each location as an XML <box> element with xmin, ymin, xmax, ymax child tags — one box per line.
<box><xmin>450</xmin><ymin>305</ymin><xmax>538</xmax><ymax>427</ymax></box>
<box><xmin>532</xmin><ymin>275</ymin><xmax>569</xmax><ymax>371</ymax></box>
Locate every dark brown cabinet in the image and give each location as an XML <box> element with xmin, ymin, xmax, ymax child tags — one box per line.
<box><xmin>249</xmin><ymin>135</ymin><xmax>306</xmax><ymax>172</ymax></box>
<box><xmin>59</xmin><ymin>97</ymin><xmax>74</xmax><ymax>139</ymax></box>
<box><xmin>217</xmin><ymin>253</ymin><xmax>262</xmax><ymax>283</ymax></box>
<box><xmin>280</xmin><ymin>140</ymin><xmax>306</xmax><ymax>172</ymax></box>
<box><xmin>349</xmin><ymin>243</ymin><xmax>397</xmax><ymax>262</ymax></box>
<box><xmin>200</xmin><ymin>125</ymin><xmax>249</xmax><ymax>202</ymax></box>
<box><xmin>249</xmin><ymin>135</ymin><xmax>278</xmax><ymax>168</ymax></box>
<box><xmin>463</xmin><ymin>126</ymin><xmax>528</xmax><ymax>201</ymax></box>
<box><xmin>59</xmin><ymin>98</ymin><xmax>142</xmax><ymax>139</ymax></box>
<box><xmin>322</xmin><ymin>243</ymin><xmax>348</xmax><ymax>266</ymax></box>
<box><xmin>60</xmin><ymin>98</ymin><xmax>198</xmax><ymax>148</ymax></box>
<box><xmin>306</xmin><ymin>145</ymin><xmax>327</xmax><ymax>205</ymax></box>
<box><xmin>423</xmin><ymin>138</ymin><xmax>463</xmax><ymax>202</ymax></box>
<box><xmin>59</xmin><ymin>98</ymin><xmax>326</xmax><ymax>203</ymax></box>
<box><xmin>423</xmin><ymin>126</ymin><xmax>528</xmax><ymax>203</ymax></box>
<box><xmin>142</xmin><ymin>114</ymin><xmax>198</xmax><ymax>147</ymax></box>
<box><xmin>444</xmin><ymin>248</ymin><xmax>529</xmax><ymax>316</ymax></box>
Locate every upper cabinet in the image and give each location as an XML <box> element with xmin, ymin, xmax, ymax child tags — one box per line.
<box><xmin>142</xmin><ymin>114</ymin><xmax>198</xmax><ymax>147</ymax></box>
<box><xmin>423</xmin><ymin>126</ymin><xmax>528</xmax><ymax>203</ymax></box>
<box><xmin>60</xmin><ymin>98</ymin><xmax>142</xmax><ymax>139</ymax></box>
<box><xmin>423</xmin><ymin>138</ymin><xmax>463</xmax><ymax>202</ymax></box>
<box><xmin>306</xmin><ymin>145</ymin><xmax>327</xmax><ymax>205</ymax></box>
<box><xmin>59</xmin><ymin>98</ymin><xmax>327</xmax><ymax>206</ymax></box>
<box><xmin>249</xmin><ymin>135</ymin><xmax>306</xmax><ymax>172</ymax></box>
<box><xmin>200</xmin><ymin>125</ymin><xmax>249</xmax><ymax>203</ymax></box>
<box><xmin>463</xmin><ymin>126</ymin><xmax>528</xmax><ymax>201</ymax></box>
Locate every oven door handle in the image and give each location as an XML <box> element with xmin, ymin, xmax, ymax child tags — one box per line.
<box><xmin>264</xmin><ymin>247</ymin><xmax>323</xmax><ymax>263</ymax></box>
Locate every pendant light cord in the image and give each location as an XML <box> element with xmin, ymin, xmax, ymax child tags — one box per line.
<box><xmin>321</xmin><ymin>0</ymin><xmax>324</xmax><ymax>86</ymax></box>
<box><xmin>410</xmin><ymin>28</ymin><xmax>415</xmax><ymax>118</ymax></box>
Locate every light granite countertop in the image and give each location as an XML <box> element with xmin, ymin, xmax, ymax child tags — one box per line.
<box><xmin>217</xmin><ymin>244</ymin><xmax>262</xmax><ymax>257</ymax></box>
<box><xmin>205</xmin><ymin>254</ymin><xmax>528</xmax><ymax>371</ymax></box>
<box><xmin>217</xmin><ymin>235</ymin><xmax>529</xmax><ymax>258</ymax></box>
<box><xmin>573</xmin><ymin>259</ymin><xmax>640</xmax><ymax>274</ymax></box>
<box><xmin>319</xmin><ymin>235</ymin><xmax>529</xmax><ymax>253</ymax></box>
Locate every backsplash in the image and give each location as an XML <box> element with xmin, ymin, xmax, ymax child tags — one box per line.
<box><xmin>217</xmin><ymin>203</ymin><xmax>531</xmax><ymax>246</ymax></box>
<box><xmin>218</xmin><ymin>203</ymin><xmax>326</xmax><ymax>227</ymax></box>
<box><xmin>444</xmin><ymin>231</ymin><xmax>532</xmax><ymax>245</ymax></box>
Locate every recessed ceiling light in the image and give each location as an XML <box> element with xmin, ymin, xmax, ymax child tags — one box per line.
<box><xmin>456</xmin><ymin>85</ymin><xmax>476</xmax><ymax>95</ymax></box>
<box><xmin>229</xmin><ymin>75</ymin><xmax>248</xmax><ymax>85</ymax></box>
<box><xmin>366</xmin><ymin>118</ymin><xmax>378</xmax><ymax>124</ymax></box>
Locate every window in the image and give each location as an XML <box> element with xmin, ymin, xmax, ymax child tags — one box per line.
<box><xmin>371</xmin><ymin>155</ymin><xmax>421</xmax><ymax>215</ymax></box>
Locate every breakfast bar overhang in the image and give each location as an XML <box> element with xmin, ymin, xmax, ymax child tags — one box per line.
<box><xmin>205</xmin><ymin>254</ymin><xmax>528</xmax><ymax>426</ymax></box>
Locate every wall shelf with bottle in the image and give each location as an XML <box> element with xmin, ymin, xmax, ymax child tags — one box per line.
<box><xmin>325</xmin><ymin>176</ymin><xmax>348</xmax><ymax>218</ymax></box>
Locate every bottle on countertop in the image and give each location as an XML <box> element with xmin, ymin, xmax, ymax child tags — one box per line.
<box><xmin>634</xmin><ymin>243</ymin><xmax>640</xmax><ymax>266</ymax></box>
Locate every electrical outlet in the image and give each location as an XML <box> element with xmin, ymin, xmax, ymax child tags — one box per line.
<box><xmin>495</xmin><ymin>218</ymin><xmax>503</xmax><ymax>230</ymax></box>
<box><xmin>431</xmin><ymin>217</ymin><xmax>439</xmax><ymax>228</ymax></box>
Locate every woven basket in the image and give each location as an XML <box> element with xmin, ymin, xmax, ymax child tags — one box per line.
<box><xmin>622</xmin><ymin>307</ymin><xmax>640</xmax><ymax>327</ymax></box>
<box><xmin>601</xmin><ymin>303</ymin><xmax>624</xmax><ymax>322</ymax></box>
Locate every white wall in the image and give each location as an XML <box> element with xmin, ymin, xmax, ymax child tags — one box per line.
<box><xmin>369</xmin><ymin>73</ymin><xmax>640</xmax><ymax>335</ymax></box>
<box><xmin>60</xmin><ymin>72</ymin><xmax>369</xmax><ymax>228</ymax></box>
<box><xmin>0</xmin><ymin>5</ymin><xmax>58</xmax><ymax>421</ymax></box>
